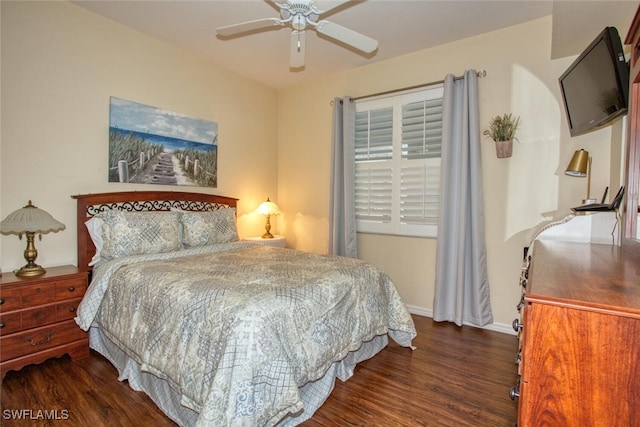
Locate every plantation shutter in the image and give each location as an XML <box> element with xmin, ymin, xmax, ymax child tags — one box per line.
<box><xmin>355</xmin><ymin>107</ymin><xmax>393</xmax><ymax>224</ymax></box>
<box><xmin>400</xmin><ymin>97</ymin><xmax>443</xmax><ymax>228</ymax></box>
<box><xmin>354</xmin><ymin>85</ymin><xmax>443</xmax><ymax>237</ymax></box>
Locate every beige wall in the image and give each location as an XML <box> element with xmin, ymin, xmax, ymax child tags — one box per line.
<box><xmin>1</xmin><ymin>3</ymin><xmax>623</xmax><ymax>330</ymax></box>
<box><xmin>277</xmin><ymin>17</ymin><xmax>620</xmax><ymax>330</ymax></box>
<box><xmin>1</xmin><ymin>1</ymin><xmax>279</xmax><ymax>270</ymax></box>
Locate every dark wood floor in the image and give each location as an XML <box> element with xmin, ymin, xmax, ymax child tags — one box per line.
<box><xmin>1</xmin><ymin>315</ymin><xmax>518</xmax><ymax>426</ymax></box>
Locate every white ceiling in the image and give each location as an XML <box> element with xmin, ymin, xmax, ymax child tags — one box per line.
<box><xmin>72</xmin><ymin>0</ymin><xmax>638</xmax><ymax>89</ymax></box>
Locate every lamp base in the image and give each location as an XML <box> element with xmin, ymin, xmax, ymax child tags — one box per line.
<box><xmin>14</xmin><ymin>264</ymin><xmax>46</xmax><ymax>277</ymax></box>
<box><xmin>261</xmin><ymin>231</ymin><xmax>274</xmax><ymax>239</ymax></box>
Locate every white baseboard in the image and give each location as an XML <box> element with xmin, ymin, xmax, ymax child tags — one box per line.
<box><xmin>405</xmin><ymin>304</ymin><xmax>516</xmax><ymax>336</ymax></box>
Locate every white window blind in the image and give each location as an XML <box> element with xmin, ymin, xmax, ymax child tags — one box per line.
<box><xmin>355</xmin><ymin>86</ymin><xmax>443</xmax><ymax>237</ymax></box>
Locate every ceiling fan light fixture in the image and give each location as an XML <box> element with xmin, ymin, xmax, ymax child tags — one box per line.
<box><xmin>292</xmin><ymin>14</ymin><xmax>306</xmax><ymax>31</ymax></box>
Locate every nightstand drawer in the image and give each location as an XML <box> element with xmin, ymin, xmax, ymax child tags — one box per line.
<box><xmin>55</xmin><ymin>278</ymin><xmax>87</xmax><ymax>300</ymax></box>
<box><xmin>21</xmin><ymin>304</ymin><xmax>58</xmax><ymax>331</ymax></box>
<box><xmin>56</xmin><ymin>298</ymin><xmax>81</xmax><ymax>321</ymax></box>
<box><xmin>19</xmin><ymin>283</ymin><xmax>57</xmax><ymax>307</ymax></box>
<box><xmin>0</xmin><ymin>312</ymin><xmax>22</xmax><ymax>335</ymax></box>
<box><xmin>0</xmin><ymin>298</ymin><xmax>83</xmax><ymax>336</ymax></box>
<box><xmin>0</xmin><ymin>320</ymin><xmax>86</xmax><ymax>362</ymax></box>
<box><xmin>0</xmin><ymin>288</ymin><xmax>21</xmax><ymax>313</ymax></box>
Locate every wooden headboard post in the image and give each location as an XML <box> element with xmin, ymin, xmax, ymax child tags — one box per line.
<box><xmin>71</xmin><ymin>191</ymin><xmax>238</xmax><ymax>276</ymax></box>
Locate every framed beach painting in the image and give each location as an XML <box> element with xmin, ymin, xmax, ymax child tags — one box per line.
<box><xmin>109</xmin><ymin>97</ymin><xmax>218</xmax><ymax>188</ymax></box>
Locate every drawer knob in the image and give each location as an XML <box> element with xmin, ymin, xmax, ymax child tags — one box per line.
<box><xmin>0</xmin><ymin>322</ymin><xmax>4</xmax><ymax>329</ymax></box>
<box><xmin>0</xmin><ymin>298</ymin><xmax>4</xmax><ymax>305</ymax></box>
<box><xmin>69</xmin><ymin>307</ymin><xmax>76</xmax><ymax>313</ymax></box>
<box><xmin>512</xmin><ymin>318</ymin><xmax>523</xmax><ymax>332</ymax></box>
<box><xmin>510</xmin><ymin>386</ymin><xmax>520</xmax><ymax>400</ymax></box>
<box><xmin>24</xmin><ymin>332</ymin><xmax>53</xmax><ymax>346</ymax></box>
<box><xmin>68</xmin><ymin>286</ymin><xmax>75</xmax><ymax>292</ymax></box>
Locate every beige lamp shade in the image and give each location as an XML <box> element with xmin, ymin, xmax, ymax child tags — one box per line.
<box><xmin>257</xmin><ymin>198</ymin><xmax>281</xmax><ymax>238</ymax></box>
<box><xmin>0</xmin><ymin>200</ymin><xmax>66</xmax><ymax>277</ymax></box>
<box><xmin>257</xmin><ymin>198</ymin><xmax>281</xmax><ymax>216</ymax></box>
<box><xmin>0</xmin><ymin>200</ymin><xmax>66</xmax><ymax>235</ymax></box>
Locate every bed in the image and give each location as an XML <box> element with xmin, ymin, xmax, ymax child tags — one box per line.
<box><xmin>71</xmin><ymin>191</ymin><xmax>416</xmax><ymax>426</ymax></box>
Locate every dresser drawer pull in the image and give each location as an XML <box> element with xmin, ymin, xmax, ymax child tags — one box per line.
<box><xmin>24</xmin><ymin>332</ymin><xmax>53</xmax><ymax>346</ymax></box>
<box><xmin>69</xmin><ymin>307</ymin><xmax>76</xmax><ymax>313</ymax></box>
<box><xmin>512</xmin><ymin>318</ymin><xmax>523</xmax><ymax>332</ymax></box>
<box><xmin>35</xmin><ymin>288</ymin><xmax>42</xmax><ymax>293</ymax></box>
<box><xmin>0</xmin><ymin>322</ymin><xmax>4</xmax><ymax>329</ymax></box>
<box><xmin>68</xmin><ymin>286</ymin><xmax>75</xmax><ymax>292</ymax></box>
<box><xmin>0</xmin><ymin>298</ymin><xmax>4</xmax><ymax>305</ymax></box>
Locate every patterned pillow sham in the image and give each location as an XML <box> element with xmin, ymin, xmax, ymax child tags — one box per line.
<box><xmin>100</xmin><ymin>210</ymin><xmax>182</xmax><ymax>260</ymax></box>
<box><xmin>181</xmin><ymin>208</ymin><xmax>238</xmax><ymax>247</ymax></box>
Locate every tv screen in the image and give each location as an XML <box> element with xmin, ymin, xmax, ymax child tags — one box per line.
<box><xmin>559</xmin><ymin>27</ymin><xmax>629</xmax><ymax>137</ymax></box>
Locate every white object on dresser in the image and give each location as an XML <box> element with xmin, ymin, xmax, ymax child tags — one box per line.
<box><xmin>243</xmin><ymin>235</ymin><xmax>286</xmax><ymax>248</ymax></box>
<box><xmin>530</xmin><ymin>211</ymin><xmax>620</xmax><ymax>245</ymax></box>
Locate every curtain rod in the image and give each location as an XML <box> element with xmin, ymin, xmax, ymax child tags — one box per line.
<box><xmin>343</xmin><ymin>69</ymin><xmax>486</xmax><ymax>103</ymax></box>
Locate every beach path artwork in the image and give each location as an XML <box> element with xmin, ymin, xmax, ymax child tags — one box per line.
<box><xmin>109</xmin><ymin>97</ymin><xmax>218</xmax><ymax>187</ymax></box>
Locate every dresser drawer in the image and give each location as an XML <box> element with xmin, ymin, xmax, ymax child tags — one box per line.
<box><xmin>0</xmin><ymin>320</ymin><xmax>86</xmax><ymax>362</ymax></box>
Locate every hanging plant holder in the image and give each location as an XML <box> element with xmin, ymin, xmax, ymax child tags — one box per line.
<box><xmin>495</xmin><ymin>140</ymin><xmax>513</xmax><ymax>158</ymax></box>
<box><xmin>483</xmin><ymin>113</ymin><xmax>520</xmax><ymax>159</ymax></box>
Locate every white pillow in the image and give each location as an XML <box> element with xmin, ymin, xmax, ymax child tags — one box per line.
<box><xmin>85</xmin><ymin>216</ymin><xmax>104</xmax><ymax>266</ymax></box>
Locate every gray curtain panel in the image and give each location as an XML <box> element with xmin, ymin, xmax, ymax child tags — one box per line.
<box><xmin>433</xmin><ymin>70</ymin><xmax>493</xmax><ymax>327</ymax></box>
<box><xmin>329</xmin><ymin>97</ymin><xmax>357</xmax><ymax>258</ymax></box>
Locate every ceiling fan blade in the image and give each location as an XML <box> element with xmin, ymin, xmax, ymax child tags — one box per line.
<box><xmin>317</xmin><ymin>0</ymin><xmax>355</xmax><ymax>17</ymax></box>
<box><xmin>216</xmin><ymin>18</ymin><xmax>282</xmax><ymax>37</ymax></box>
<box><xmin>315</xmin><ymin>20</ymin><xmax>378</xmax><ymax>53</ymax></box>
<box><xmin>290</xmin><ymin>31</ymin><xmax>306</xmax><ymax>68</ymax></box>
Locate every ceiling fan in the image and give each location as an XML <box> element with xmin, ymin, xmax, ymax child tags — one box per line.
<box><xmin>216</xmin><ymin>0</ymin><xmax>378</xmax><ymax>68</ymax></box>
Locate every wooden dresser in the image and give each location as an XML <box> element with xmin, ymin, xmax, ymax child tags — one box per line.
<box><xmin>513</xmin><ymin>241</ymin><xmax>640</xmax><ymax>426</ymax></box>
<box><xmin>0</xmin><ymin>265</ymin><xmax>89</xmax><ymax>381</ymax></box>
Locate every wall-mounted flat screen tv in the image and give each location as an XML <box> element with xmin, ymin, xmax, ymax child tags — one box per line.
<box><xmin>559</xmin><ymin>26</ymin><xmax>629</xmax><ymax>137</ymax></box>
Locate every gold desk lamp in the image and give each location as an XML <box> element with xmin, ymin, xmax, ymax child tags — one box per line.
<box><xmin>257</xmin><ymin>198</ymin><xmax>281</xmax><ymax>239</ymax></box>
<box><xmin>565</xmin><ymin>149</ymin><xmax>597</xmax><ymax>205</ymax></box>
<box><xmin>0</xmin><ymin>200</ymin><xmax>65</xmax><ymax>277</ymax></box>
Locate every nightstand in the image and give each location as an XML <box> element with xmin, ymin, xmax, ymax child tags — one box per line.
<box><xmin>243</xmin><ymin>235</ymin><xmax>286</xmax><ymax>248</ymax></box>
<box><xmin>0</xmin><ymin>265</ymin><xmax>89</xmax><ymax>381</ymax></box>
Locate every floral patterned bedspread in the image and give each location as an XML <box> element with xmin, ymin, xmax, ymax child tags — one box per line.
<box><xmin>75</xmin><ymin>243</ymin><xmax>416</xmax><ymax>426</ymax></box>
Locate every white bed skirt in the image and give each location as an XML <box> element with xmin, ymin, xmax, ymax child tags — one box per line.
<box><xmin>89</xmin><ymin>327</ymin><xmax>389</xmax><ymax>426</ymax></box>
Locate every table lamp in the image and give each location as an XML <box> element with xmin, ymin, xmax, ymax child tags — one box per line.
<box><xmin>565</xmin><ymin>149</ymin><xmax>597</xmax><ymax>205</ymax></box>
<box><xmin>0</xmin><ymin>200</ymin><xmax>66</xmax><ymax>277</ymax></box>
<box><xmin>257</xmin><ymin>198</ymin><xmax>281</xmax><ymax>239</ymax></box>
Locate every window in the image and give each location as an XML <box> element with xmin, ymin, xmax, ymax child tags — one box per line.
<box><xmin>355</xmin><ymin>85</ymin><xmax>444</xmax><ymax>237</ymax></box>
